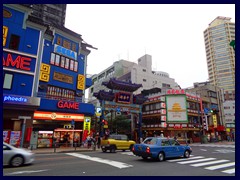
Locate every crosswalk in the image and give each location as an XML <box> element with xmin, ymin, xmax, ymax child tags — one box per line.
<box><xmin>167</xmin><ymin>155</ymin><xmax>235</xmax><ymax>175</ymax></box>
<box><xmin>190</xmin><ymin>144</ymin><xmax>235</xmax><ymax>148</ymax></box>
<box><xmin>121</xmin><ymin>152</ymin><xmax>235</xmax><ymax>175</ymax></box>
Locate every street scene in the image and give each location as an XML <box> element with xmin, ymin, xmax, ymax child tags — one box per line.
<box><xmin>3</xmin><ymin>4</ymin><xmax>235</xmax><ymax>176</ymax></box>
<box><xmin>3</xmin><ymin>142</ymin><xmax>235</xmax><ymax>176</ymax></box>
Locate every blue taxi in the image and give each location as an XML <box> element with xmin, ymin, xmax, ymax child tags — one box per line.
<box><xmin>132</xmin><ymin>137</ymin><xmax>192</xmax><ymax>161</ymax></box>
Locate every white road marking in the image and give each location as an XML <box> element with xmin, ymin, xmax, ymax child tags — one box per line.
<box><xmin>190</xmin><ymin>160</ymin><xmax>230</xmax><ymax>167</ymax></box>
<box><xmin>213</xmin><ymin>149</ymin><xmax>235</xmax><ymax>153</ymax></box>
<box><xmin>178</xmin><ymin>158</ymin><xmax>216</xmax><ymax>164</ymax></box>
<box><xmin>167</xmin><ymin>156</ymin><xmax>204</xmax><ymax>162</ymax></box>
<box><xmin>5</xmin><ymin>169</ymin><xmax>49</xmax><ymax>175</ymax></box>
<box><xmin>205</xmin><ymin>162</ymin><xmax>235</xmax><ymax>170</ymax></box>
<box><xmin>221</xmin><ymin>168</ymin><xmax>235</xmax><ymax>174</ymax></box>
<box><xmin>121</xmin><ymin>152</ymin><xmax>135</xmax><ymax>156</ymax></box>
<box><xmin>200</xmin><ymin>149</ymin><xmax>207</xmax><ymax>151</ymax></box>
<box><xmin>66</xmin><ymin>153</ymin><xmax>133</xmax><ymax>169</ymax></box>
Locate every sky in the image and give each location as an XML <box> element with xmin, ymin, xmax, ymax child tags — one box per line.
<box><xmin>65</xmin><ymin>4</ymin><xmax>235</xmax><ymax>89</ymax></box>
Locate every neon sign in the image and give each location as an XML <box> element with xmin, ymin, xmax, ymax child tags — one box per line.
<box><xmin>57</xmin><ymin>100</ymin><xmax>79</xmax><ymax>110</ymax></box>
<box><xmin>3</xmin><ymin>95</ymin><xmax>27</xmax><ymax>102</ymax></box>
<box><xmin>3</xmin><ymin>53</ymin><xmax>32</xmax><ymax>71</ymax></box>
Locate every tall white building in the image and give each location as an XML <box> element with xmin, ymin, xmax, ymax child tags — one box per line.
<box><xmin>88</xmin><ymin>54</ymin><xmax>179</xmax><ymax>104</ymax></box>
<box><xmin>203</xmin><ymin>16</ymin><xmax>235</xmax><ymax>100</ymax></box>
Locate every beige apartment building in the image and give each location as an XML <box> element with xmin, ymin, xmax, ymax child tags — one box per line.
<box><xmin>203</xmin><ymin>16</ymin><xmax>235</xmax><ymax>100</ymax></box>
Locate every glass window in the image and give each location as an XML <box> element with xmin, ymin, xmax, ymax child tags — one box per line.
<box><xmin>55</xmin><ymin>54</ymin><xmax>60</xmax><ymax>66</ymax></box>
<box><xmin>65</xmin><ymin>58</ymin><xmax>69</xmax><ymax>69</ymax></box>
<box><xmin>60</xmin><ymin>56</ymin><xmax>65</xmax><ymax>68</ymax></box>
<box><xmin>3</xmin><ymin>73</ymin><xmax>13</xmax><ymax>89</ymax></box>
<box><xmin>50</xmin><ymin>53</ymin><xmax>55</xmax><ymax>65</ymax></box>
<box><xmin>9</xmin><ymin>34</ymin><xmax>20</xmax><ymax>50</ymax></box>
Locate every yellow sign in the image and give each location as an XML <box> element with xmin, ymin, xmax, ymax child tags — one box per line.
<box><xmin>40</xmin><ymin>63</ymin><xmax>50</xmax><ymax>82</ymax></box>
<box><xmin>212</xmin><ymin>115</ymin><xmax>217</xmax><ymax>128</ymax></box>
<box><xmin>3</xmin><ymin>26</ymin><xmax>8</xmax><ymax>46</ymax></box>
<box><xmin>77</xmin><ymin>74</ymin><xmax>85</xmax><ymax>90</ymax></box>
<box><xmin>83</xmin><ymin>117</ymin><xmax>91</xmax><ymax>131</ymax></box>
<box><xmin>226</xmin><ymin>128</ymin><xmax>230</xmax><ymax>132</ymax></box>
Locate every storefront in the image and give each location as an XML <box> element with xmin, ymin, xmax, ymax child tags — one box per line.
<box><xmin>3</xmin><ymin>94</ymin><xmax>41</xmax><ymax>147</ymax></box>
<box><xmin>31</xmin><ymin>110</ymin><xmax>88</xmax><ymax>148</ymax></box>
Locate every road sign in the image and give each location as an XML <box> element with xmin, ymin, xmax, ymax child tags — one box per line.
<box><xmin>95</xmin><ymin>107</ymin><xmax>102</xmax><ymax>117</ymax></box>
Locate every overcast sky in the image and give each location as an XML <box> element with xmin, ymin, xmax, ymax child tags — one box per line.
<box><xmin>65</xmin><ymin>4</ymin><xmax>235</xmax><ymax>89</ymax></box>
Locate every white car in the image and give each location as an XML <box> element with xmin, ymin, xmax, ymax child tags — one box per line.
<box><xmin>3</xmin><ymin>142</ymin><xmax>35</xmax><ymax>167</ymax></box>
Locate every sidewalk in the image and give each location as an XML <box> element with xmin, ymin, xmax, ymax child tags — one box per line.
<box><xmin>32</xmin><ymin>141</ymin><xmax>235</xmax><ymax>154</ymax></box>
<box><xmin>32</xmin><ymin>146</ymin><xmax>102</xmax><ymax>154</ymax></box>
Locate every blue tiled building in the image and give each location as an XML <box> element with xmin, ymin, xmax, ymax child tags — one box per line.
<box><xmin>3</xmin><ymin>4</ymin><xmax>96</xmax><ymax>148</ymax></box>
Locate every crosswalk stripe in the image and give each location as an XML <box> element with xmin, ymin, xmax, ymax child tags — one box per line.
<box><xmin>190</xmin><ymin>160</ymin><xmax>230</xmax><ymax>167</ymax></box>
<box><xmin>167</xmin><ymin>156</ymin><xmax>204</xmax><ymax>162</ymax></box>
<box><xmin>205</xmin><ymin>162</ymin><xmax>235</xmax><ymax>170</ymax></box>
<box><xmin>66</xmin><ymin>153</ymin><xmax>133</xmax><ymax>169</ymax></box>
<box><xmin>178</xmin><ymin>158</ymin><xmax>216</xmax><ymax>164</ymax></box>
<box><xmin>221</xmin><ymin>168</ymin><xmax>235</xmax><ymax>174</ymax></box>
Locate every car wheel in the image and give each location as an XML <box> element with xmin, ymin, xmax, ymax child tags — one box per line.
<box><xmin>110</xmin><ymin>146</ymin><xmax>116</xmax><ymax>153</ymax></box>
<box><xmin>184</xmin><ymin>150</ymin><xmax>190</xmax><ymax>158</ymax></box>
<box><xmin>10</xmin><ymin>155</ymin><xmax>24</xmax><ymax>167</ymax></box>
<box><xmin>158</xmin><ymin>152</ymin><xmax>165</xmax><ymax>162</ymax></box>
<box><xmin>101</xmin><ymin>148</ymin><xmax>107</xmax><ymax>152</ymax></box>
<box><xmin>142</xmin><ymin>156</ymin><xmax>148</xmax><ymax>160</ymax></box>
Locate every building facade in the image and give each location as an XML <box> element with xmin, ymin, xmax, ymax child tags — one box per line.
<box><xmin>3</xmin><ymin>4</ymin><xmax>96</xmax><ymax>149</ymax></box>
<box><xmin>185</xmin><ymin>82</ymin><xmax>226</xmax><ymax>141</ymax></box>
<box><xmin>223</xmin><ymin>100</ymin><xmax>235</xmax><ymax>139</ymax></box>
<box><xmin>203</xmin><ymin>16</ymin><xmax>235</xmax><ymax>100</ymax></box>
<box><xmin>89</xmin><ymin>54</ymin><xmax>179</xmax><ymax>105</ymax></box>
<box><xmin>141</xmin><ymin>88</ymin><xmax>203</xmax><ymax>143</ymax></box>
<box><xmin>24</xmin><ymin>4</ymin><xmax>67</xmax><ymax>26</ymax></box>
<box><xmin>3</xmin><ymin>4</ymin><xmax>44</xmax><ymax>147</ymax></box>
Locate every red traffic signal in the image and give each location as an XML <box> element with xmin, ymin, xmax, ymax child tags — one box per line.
<box><xmin>102</xmin><ymin>119</ymin><xmax>108</xmax><ymax>125</ymax></box>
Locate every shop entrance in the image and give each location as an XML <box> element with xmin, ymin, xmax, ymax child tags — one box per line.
<box><xmin>54</xmin><ymin>128</ymin><xmax>82</xmax><ymax>147</ymax></box>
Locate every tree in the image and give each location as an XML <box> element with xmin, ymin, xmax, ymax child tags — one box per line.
<box><xmin>112</xmin><ymin>114</ymin><xmax>131</xmax><ymax>134</ymax></box>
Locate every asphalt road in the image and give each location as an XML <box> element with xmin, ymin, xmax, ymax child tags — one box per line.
<box><xmin>3</xmin><ymin>144</ymin><xmax>235</xmax><ymax>176</ymax></box>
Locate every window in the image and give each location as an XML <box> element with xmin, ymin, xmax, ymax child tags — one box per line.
<box><xmin>143</xmin><ymin>79</ymin><xmax>146</xmax><ymax>82</ymax></box>
<box><xmin>9</xmin><ymin>34</ymin><xmax>20</xmax><ymax>50</ymax></box>
<box><xmin>143</xmin><ymin>69</ymin><xmax>146</xmax><ymax>72</ymax></box>
<box><xmin>3</xmin><ymin>73</ymin><xmax>13</xmax><ymax>89</ymax></box>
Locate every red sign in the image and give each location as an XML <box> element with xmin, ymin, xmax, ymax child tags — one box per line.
<box><xmin>57</xmin><ymin>100</ymin><xmax>79</xmax><ymax>110</ymax></box>
<box><xmin>3</xmin><ymin>53</ymin><xmax>32</xmax><ymax>71</ymax></box>
<box><xmin>167</xmin><ymin>89</ymin><xmax>185</xmax><ymax>95</ymax></box>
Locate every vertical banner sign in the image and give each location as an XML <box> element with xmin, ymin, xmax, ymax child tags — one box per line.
<box><xmin>212</xmin><ymin>115</ymin><xmax>217</xmax><ymax>128</ymax></box>
<box><xmin>82</xmin><ymin>117</ymin><xmax>91</xmax><ymax>142</ymax></box>
<box><xmin>77</xmin><ymin>74</ymin><xmax>85</xmax><ymax>90</ymax></box>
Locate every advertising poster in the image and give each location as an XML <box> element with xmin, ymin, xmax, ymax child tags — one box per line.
<box><xmin>166</xmin><ymin>95</ymin><xmax>188</xmax><ymax>122</ymax></box>
<box><xmin>9</xmin><ymin>131</ymin><xmax>22</xmax><ymax>147</ymax></box>
<box><xmin>3</xmin><ymin>131</ymin><xmax>10</xmax><ymax>144</ymax></box>
<box><xmin>82</xmin><ymin>117</ymin><xmax>91</xmax><ymax>142</ymax></box>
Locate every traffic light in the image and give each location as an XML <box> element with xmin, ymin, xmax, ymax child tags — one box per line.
<box><xmin>230</xmin><ymin>40</ymin><xmax>235</xmax><ymax>51</ymax></box>
<box><xmin>101</xmin><ymin>119</ymin><xmax>108</xmax><ymax>125</ymax></box>
<box><xmin>210</xmin><ymin>108</ymin><xmax>218</xmax><ymax>115</ymax></box>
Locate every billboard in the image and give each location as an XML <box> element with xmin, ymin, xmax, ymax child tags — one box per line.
<box><xmin>166</xmin><ymin>95</ymin><xmax>188</xmax><ymax>123</ymax></box>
